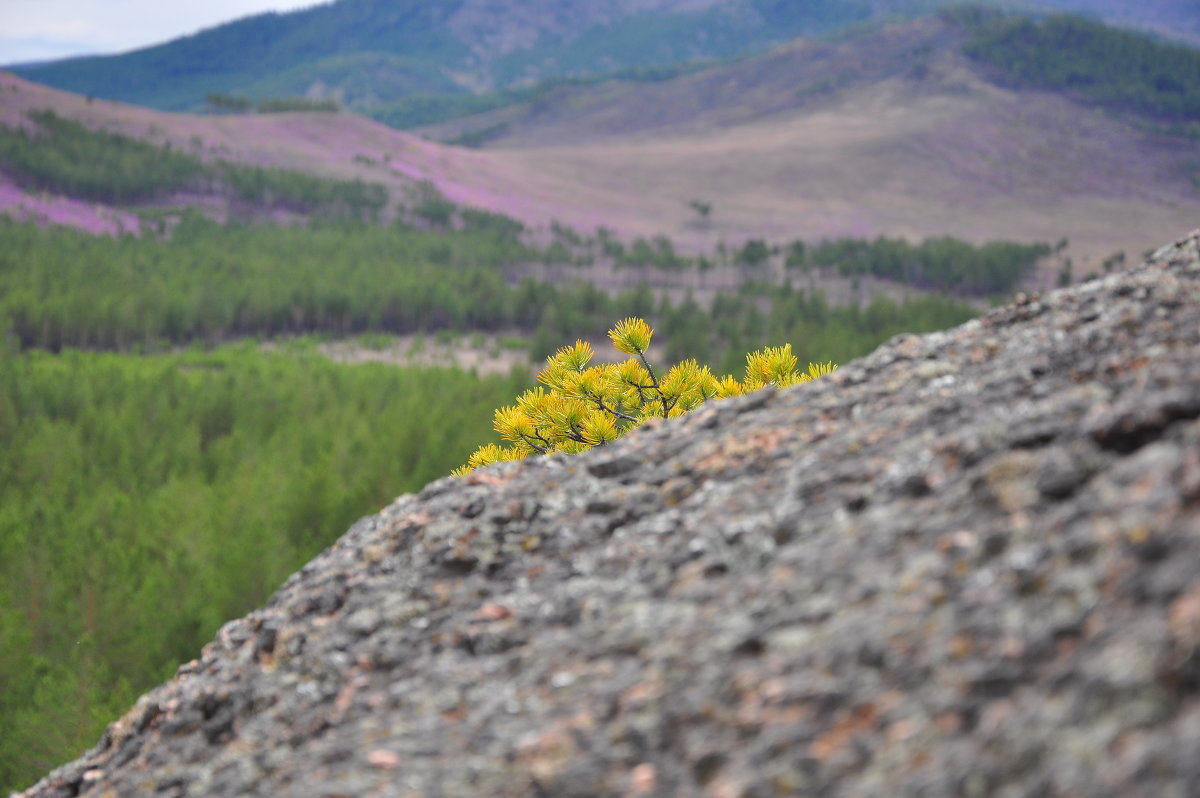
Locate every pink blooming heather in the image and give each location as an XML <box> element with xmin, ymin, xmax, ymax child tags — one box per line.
<box><xmin>0</xmin><ymin>180</ymin><xmax>141</xmax><ymax>236</ymax></box>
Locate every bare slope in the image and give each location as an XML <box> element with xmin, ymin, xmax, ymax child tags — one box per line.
<box><xmin>16</xmin><ymin>232</ymin><xmax>1200</xmax><ymax>797</ymax></box>
<box><xmin>433</xmin><ymin>19</ymin><xmax>1200</xmax><ymax>272</ymax></box>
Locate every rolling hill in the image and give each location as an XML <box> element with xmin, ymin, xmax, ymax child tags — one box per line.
<box><xmin>2</xmin><ymin>0</ymin><xmax>875</xmax><ymax>112</ymax></box>
<box><xmin>2</xmin><ymin>13</ymin><xmax>1198</xmax><ymax>279</ymax></box>
<box><xmin>6</xmin><ymin>0</ymin><xmax>1199</xmax><ymax>116</ymax></box>
<box><xmin>429</xmin><ymin>16</ymin><xmax>1199</xmax><ymax>275</ymax></box>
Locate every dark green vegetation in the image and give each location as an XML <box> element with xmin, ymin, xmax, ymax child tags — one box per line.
<box><xmin>0</xmin><ymin>341</ymin><xmax>528</xmax><ymax>791</ymax></box>
<box><xmin>10</xmin><ymin>0</ymin><xmax>1198</xmax><ymax>124</ymax></box>
<box><xmin>206</xmin><ymin>93</ymin><xmax>340</xmax><ymax>114</ymax></box>
<box><xmin>0</xmin><ymin>110</ymin><xmax>386</xmax><ymax>215</ymax></box>
<box><xmin>1</xmin><ymin>217</ymin><xmax>1002</xmax><ymax>364</ymax></box>
<box><xmin>373</xmin><ymin>62</ymin><xmax>715</xmax><ymax>130</ymax></box>
<box><xmin>0</xmin><ymin>217</ymin><xmax>531</xmax><ymax>350</ymax></box>
<box><xmin>950</xmin><ymin>8</ymin><xmax>1200</xmax><ymax>119</ymax></box>
<box><xmin>660</xmin><ymin>285</ymin><xmax>977</xmax><ymax>374</ymax></box>
<box><xmin>0</xmin><ymin>111</ymin><xmax>204</xmax><ymax>203</ymax></box>
<box><xmin>6</xmin><ymin>0</ymin><xmax>875</xmax><ymax>113</ymax></box>
<box><xmin>797</xmin><ymin>236</ymin><xmax>1052</xmax><ymax>295</ymax></box>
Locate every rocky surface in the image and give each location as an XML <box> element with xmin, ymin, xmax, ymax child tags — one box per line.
<box><xmin>16</xmin><ymin>232</ymin><xmax>1200</xmax><ymax>797</ymax></box>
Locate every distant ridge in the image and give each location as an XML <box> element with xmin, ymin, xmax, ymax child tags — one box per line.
<box><xmin>4</xmin><ymin>0</ymin><xmax>869</xmax><ymax>112</ymax></box>
<box><xmin>7</xmin><ymin>0</ymin><xmax>1198</xmax><ymax>114</ymax></box>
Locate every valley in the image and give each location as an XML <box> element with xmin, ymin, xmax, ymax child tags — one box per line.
<box><xmin>2</xmin><ymin>5</ymin><xmax>1198</xmax><ymax>791</ymax></box>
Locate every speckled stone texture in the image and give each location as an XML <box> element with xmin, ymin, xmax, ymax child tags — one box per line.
<box><xmin>16</xmin><ymin>232</ymin><xmax>1200</xmax><ymax>798</ymax></box>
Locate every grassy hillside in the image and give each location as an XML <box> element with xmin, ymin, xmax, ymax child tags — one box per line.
<box><xmin>419</xmin><ymin>10</ymin><xmax>1200</xmax><ymax>144</ymax></box>
<box><xmin>5</xmin><ymin>25</ymin><xmax>1197</xmax><ymax>271</ymax></box>
<box><xmin>0</xmin><ymin>110</ymin><xmax>387</xmax><ymax>214</ymax></box>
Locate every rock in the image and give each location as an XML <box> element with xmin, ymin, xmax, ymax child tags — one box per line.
<box><xmin>13</xmin><ymin>231</ymin><xmax>1200</xmax><ymax>798</ymax></box>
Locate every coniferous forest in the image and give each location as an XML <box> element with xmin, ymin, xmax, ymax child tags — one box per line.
<box><xmin>0</xmin><ymin>341</ymin><xmax>528</xmax><ymax>786</ymax></box>
<box><xmin>950</xmin><ymin>9</ymin><xmax>1200</xmax><ymax>121</ymax></box>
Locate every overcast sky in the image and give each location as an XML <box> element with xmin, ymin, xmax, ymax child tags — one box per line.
<box><xmin>0</xmin><ymin>0</ymin><xmax>323</xmax><ymax>65</ymax></box>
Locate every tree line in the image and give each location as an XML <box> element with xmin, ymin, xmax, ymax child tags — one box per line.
<box><xmin>206</xmin><ymin>93</ymin><xmax>340</xmax><ymax>114</ymax></box>
<box><xmin>0</xmin><ymin>217</ymin><xmax>986</xmax><ymax>366</ymax></box>
<box><xmin>948</xmin><ymin>8</ymin><xmax>1200</xmax><ymax>121</ymax></box>
<box><xmin>796</xmin><ymin>236</ymin><xmax>1052</xmax><ymax>295</ymax></box>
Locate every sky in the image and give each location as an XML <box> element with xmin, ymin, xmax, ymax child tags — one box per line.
<box><xmin>0</xmin><ymin>0</ymin><xmax>323</xmax><ymax>65</ymax></box>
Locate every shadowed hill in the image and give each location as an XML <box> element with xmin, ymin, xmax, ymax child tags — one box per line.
<box><xmin>15</xmin><ymin>231</ymin><xmax>1200</xmax><ymax>797</ymax></box>
<box><xmin>3</xmin><ymin>0</ymin><xmax>872</xmax><ymax>112</ymax></box>
<box><xmin>8</xmin><ymin>1</ymin><xmax>1198</xmax><ymax>113</ymax></box>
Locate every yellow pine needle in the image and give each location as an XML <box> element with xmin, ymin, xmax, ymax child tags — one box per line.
<box><xmin>493</xmin><ymin>406</ymin><xmax>534</xmax><ymax>442</ymax></box>
<box><xmin>555</xmin><ymin>339</ymin><xmax>594</xmax><ymax>371</ymax></box>
<box><xmin>616</xmin><ymin>357</ymin><xmax>650</xmax><ymax>387</ymax></box>
<box><xmin>517</xmin><ymin>386</ymin><xmax>550</xmax><ymax>414</ymax></box>
<box><xmin>551</xmin><ymin>396</ymin><xmax>589</xmax><ymax>434</ymax></box>
<box><xmin>715</xmin><ymin>376</ymin><xmax>744</xmax><ymax>398</ymax></box>
<box><xmin>581</xmin><ymin>411</ymin><xmax>619</xmax><ymax>445</ymax></box>
<box><xmin>807</xmin><ymin>361</ymin><xmax>838</xmax><ymax>379</ymax></box>
<box><xmin>745</xmin><ymin>344</ymin><xmax>798</xmax><ymax>386</ymax></box>
<box><xmin>608</xmin><ymin>317</ymin><xmax>653</xmax><ymax>355</ymax></box>
<box><xmin>537</xmin><ymin>363</ymin><xmax>568</xmax><ymax>392</ymax></box>
<box><xmin>660</xmin><ymin>358</ymin><xmax>699</xmax><ymax>399</ymax></box>
<box><xmin>452</xmin><ymin>318</ymin><xmax>836</xmax><ymax>476</ymax></box>
<box><xmin>695</xmin><ymin>366</ymin><xmax>720</xmax><ymax>398</ymax></box>
<box><xmin>467</xmin><ymin>443</ymin><xmax>510</xmax><ymax>469</ymax></box>
<box><xmin>556</xmin><ymin>439</ymin><xmax>590</xmax><ymax>455</ymax></box>
<box><xmin>573</xmin><ymin>366</ymin><xmax>608</xmax><ymax>399</ymax></box>
<box><xmin>556</xmin><ymin>369</ymin><xmax>584</xmax><ymax>398</ymax></box>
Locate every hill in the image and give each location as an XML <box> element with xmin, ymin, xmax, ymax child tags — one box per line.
<box><xmin>4</xmin><ymin>10</ymin><xmax>1199</xmax><ymax>277</ymax></box>
<box><xmin>2</xmin><ymin>0</ymin><xmax>876</xmax><ymax>112</ymax></box>
<box><xmin>0</xmin><ymin>70</ymin><xmax>591</xmax><ymax>239</ymax></box>
<box><xmin>418</xmin><ymin>17</ymin><xmax>1200</xmax><ymax>273</ymax></box>
<box><xmin>14</xmin><ymin>231</ymin><xmax>1200</xmax><ymax>796</ymax></box>
<box><xmin>7</xmin><ymin>0</ymin><xmax>1199</xmax><ymax>114</ymax></box>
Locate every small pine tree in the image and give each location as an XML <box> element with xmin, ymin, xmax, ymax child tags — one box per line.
<box><xmin>453</xmin><ymin>318</ymin><xmax>836</xmax><ymax>474</ymax></box>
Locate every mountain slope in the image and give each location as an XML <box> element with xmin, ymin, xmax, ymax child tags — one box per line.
<box><xmin>0</xmin><ymin>71</ymin><xmax>602</xmax><ymax>238</ymax></box>
<box><xmin>8</xmin><ymin>0</ymin><xmax>1199</xmax><ymax>114</ymax></box>
<box><xmin>15</xmin><ymin>232</ymin><xmax>1200</xmax><ymax>797</ymax></box>
<box><xmin>4</xmin><ymin>0</ymin><xmax>872</xmax><ymax>112</ymax></box>
<box><xmin>425</xmin><ymin>18</ymin><xmax>1200</xmax><ymax>272</ymax></box>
